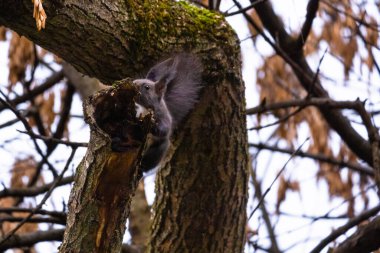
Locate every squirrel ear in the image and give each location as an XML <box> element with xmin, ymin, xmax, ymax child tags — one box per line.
<box><xmin>155</xmin><ymin>79</ymin><xmax>167</xmax><ymax>99</ymax></box>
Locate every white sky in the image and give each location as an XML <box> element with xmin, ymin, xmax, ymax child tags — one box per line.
<box><xmin>1</xmin><ymin>1</ymin><xmax>380</xmax><ymax>252</ymax></box>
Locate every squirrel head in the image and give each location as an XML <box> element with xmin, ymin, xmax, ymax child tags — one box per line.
<box><xmin>133</xmin><ymin>78</ymin><xmax>167</xmax><ymax>109</ymax></box>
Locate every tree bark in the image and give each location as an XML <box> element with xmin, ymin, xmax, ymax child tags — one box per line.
<box><xmin>0</xmin><ymin>1</ymin><xmax>248</xmax><ymax>252</ymax></box>
<box><xmin>333</xmin><ymin>216</ymin><xmax>380</xmax><ymax>253</ymax></box>
<box><xmin>149</xmin><ymin>53</ymin><xmax>248</xmax><ymax>252</ymax></box>
<box><xmin>59</xmin><ymin>82</ymin><xmax>148</xmax><ymax>253</ymax></box>
<box><xmin>0</xmin><ymin>0</ymin><xmax>230</xmax><ymax>84</ymax></box>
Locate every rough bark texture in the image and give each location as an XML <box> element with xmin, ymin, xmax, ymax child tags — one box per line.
<box><xmin>59</xmin><ymin>83</ymin><xmax>148</xmax><ymax>253</ymax></box>
<box><xmin>0</xmin><ymin>1</ymin><xmax>248</xmax><ymax>252</ymax></box>
<box><xmin>129</xmin><ymin>181</ymin><xmax>150</xmax><ymax>250</ymax></box>
<box><xmin>333</xmin><ymin>216</ymin><xmax>380</xmax><ymax>253</ymax></box>
<box><xmin>149</xmin><ymin>48</ymin><xmax>248</xmax><ymax>252</ymax></box>
<box><xmin>0</xmin><ymin>0</ymin><xmax>226</xmax><ymax>83</ymax></box>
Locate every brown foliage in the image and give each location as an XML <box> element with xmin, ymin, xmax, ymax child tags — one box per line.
<box><xmin>256</xmin><ymin>54</ymin><xmax>358</xmax><ymax>215</ymax></box>
<box><xmin>8</xmin><ymin>32</ymin><xmax>35</xmax><ymax>87</ymax></box>
<box><xmin>276</xmin><ymin>175</ymin><xmax>300</xmax><ymax>213</ymax></box>
<box><xmin>28</xmin><ymin>91</ymin><xmax>56</xmax><ymax>135</ymax></box>
<box><xmin>32</xmin><ymin>0</ymin><xmax>47</xmax><ymax>31</ymax></box>
<box><xmin>319</xmin><ymin>1</ymin><xmax>379</xmax><ymax>77</ymax></box>
<box><xmin>0</xmin><ymin>26</ymin><xmax>6</xmax><ymax>41</ymax></box>
<box><xmin>0</xmin><ymin>157</ymin><xmax>43</xmax><ymax>252</ymax></box>
<box><xmin>248</xmin><ymin>10</ymin><xmax>264</xmax><ymax>40</ymax></box>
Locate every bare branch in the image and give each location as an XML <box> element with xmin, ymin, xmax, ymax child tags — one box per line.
<box><xmin>247</xmin><ymin>97</ymin><xmax>365</xmax><ymax>115</ymax></box>
<box><xmin>18</xmin><ymin>130</ymin><xmax>88</xmax><ymax>148</ymax></box>
<box><xmin>309</xmin><ymin>205</ymin><xmax>380</xmax><ymax>253</ymax></box>
<box><xmin>224</xmin><ymin>0</ymin><xmax>267</xmax><ymax>17</ymax></box>
<box><xmin>248</xmin><ymin>0</ymin><xmax>375</xmax><ymax>166</ymax></box>
<box><xmin>297</xmin><ymin>0</ymin><xmax>320</xmax><ymax>48</ymax></box>
<box><xmin>0</xmin><ymin>90</ymin><xmax>58</xmax><ymax>177</ymax></box>
<box><xmin>249</xmin><ymin>142</ymin><xmax>373</xmax><ymax>176</ymax></box>
<box><xmin>0</xmin><ymin>229</ymin><xmax>64</xmax><ymax>251</ymax></box>
<box><xmin>320</xmin><ymin>0</ymin><xmax>380</xmax><ymax>32</ymax></box>
<box><xmin>0</xmin><ymin>148</ymin><xmax>76</xmax><ymax>247</ymax></box>
<box><xmin>0</xmin><ymin>175</ymin><xmax>74</xmax><ymax>198</ymax></box>
<box><xmin>333</xmin><ymin>215</ymin><xmax>380</xmax><ymax>253</ymax></box>
<box><xmin>250</xmin><ymin>168</ymin><xmax>282</xmax><ymax>253</ymax></box>
<box><xmin>248</xmin><ymin>138</ymin><xmax>309</xmax><ymax>220</ymax></box>
<box><xmin>0</xmin><ymin>70</ymin><xmax>64</xmax><ymax>113</ymax></box>
<box><xmin>0</xmin><ymin>216</ymin><xmax>65</xmax><ymax>225</ymax></box>
<box><xmin>0</xmin><ymin>207</ymin><xmax>66</xmax><ymax>219</ymax></box>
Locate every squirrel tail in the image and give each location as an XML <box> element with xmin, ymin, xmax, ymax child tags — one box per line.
<box><xmin>147</xmin><ymin>53</ymin><xmax>203</xmax><ymax>127</ymax></box>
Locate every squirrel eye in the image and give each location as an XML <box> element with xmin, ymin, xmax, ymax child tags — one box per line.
<box><xmin>144</xmin><ymin>85</ymin><xmax>150</xmax><ymax>90</ymax></box>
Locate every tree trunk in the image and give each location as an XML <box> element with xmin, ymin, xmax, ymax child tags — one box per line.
<box><xmin>59</xmin><ymin>83</ymin><xmax>148</xmax><ymax>252</ymax></box>
<box><xmin>0</xmin><ymin>1</ymin><xmax>249</xmax><ymax>252</ymax></box>
<box><xmin>150</xmin><ymin>71</ymin><xmax>248</xmax><ymax>252</ymax></box>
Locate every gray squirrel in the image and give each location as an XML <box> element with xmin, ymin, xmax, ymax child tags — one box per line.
<box><xmin>133</xmin><ymin>53</ymin><xmax>202</xmax><ymax>172</ymax></box>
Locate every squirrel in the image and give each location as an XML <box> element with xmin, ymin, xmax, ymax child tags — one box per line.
<box><xmin>133</xmin><ymin>53</ymin><xmax>202</xmax><ymax>172</ymax></box>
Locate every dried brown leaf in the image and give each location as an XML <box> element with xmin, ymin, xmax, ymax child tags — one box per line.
<box><xmin>10</xmin><ymin>156</ymin><xmax>37</xmax><ymax>188</ymax></box>
<box><xmin>8</xmin><ymin>32</ymin><xmax>35</xmax><ymax>87</ymax></box>
<box><xmin>248</xmin><ymin>10</ymin><xmax>263</xmax><ymax>39</ymax></box>
<box><xmin>341</xmin><ymin>39</ymin><xmax>357</xmax><ymax>78</ymax></box>
<box><xmin>42</xmin><ymin>91</ymin><xmax>56</xmax><ymax>133</ymax></box>
<box><xmin>305</xmin><ymin>108</ymin><xmax>329</xmax><ymax>154</ymax></box>
<box><xmin>0</xmin><ymin>157</ymin><xmax>40</xmax><ymax>249</ymax></box>
<box><xmin>0</xmin><ymin>26</ymin><xmax>6</xmax><ymax>41</ymax></box>
<box><xmin>359</xmin><ymin>174</ymin><xmax>369</xmax><ymax>209</ymax></box>
<box><xmin>32</xmin><ymin>0</ymin><xmax>47</xmax><ymax>31</ymax></box>
<box><xmin>276</xmin><ymin>175</ymin><xmax>300</xmax><ymax>213</ymax></box>
<box><xmin>304</xmin><ymin>30</ymin><xmax>320</xmax><ymax>56</ymax></box>
<box><xmin>30</xmin><ymin>92</ymin><xmax>56</xmax><ymax>134</ymax></box>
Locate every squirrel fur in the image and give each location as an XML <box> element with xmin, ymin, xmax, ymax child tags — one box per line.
<box><xmin>133</xmin><ymin>53</ymin><xmax>202</xmax><ymax>172</ymax></box>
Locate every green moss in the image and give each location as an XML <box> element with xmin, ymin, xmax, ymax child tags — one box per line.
<box><xmin>177</xmin><ymin>1</ymin><xmax>223</xmax><ymax>26</ymax></box>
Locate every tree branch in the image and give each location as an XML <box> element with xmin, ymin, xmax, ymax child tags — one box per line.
<box><xmin>247</xmin><ymin>98</ymin><xmax>365</xmax><ymax>115</ymax></box>
<box><xmin>333</xmin><ymin>215</ymin><xmax>380</xmax><ymax>253</ymax></box>
<box><xmin>297</xmin><ymin>0</ymin><xmax>319</xmax><ymax>48</ymax></box>
<box><xmin>249</xmin><ymin>142</ymin><xmax>373</xmax><ymax>176</ymax></box>
<box><xmin>0</xmin><ymin>175</ymin><xmax>74</xmax><ymax>198</ymax></box>
<box><xmin>0</xmin><ymin>0</ymin><xmax>229</xmax><ymax>83</ymax></box>
<box><xmin>0</xmin><ymin>148</ymin><xmax>76</xmax><ymax>247</ymax></box>
<box><xmin>0</xmin><ymin>207</ymin><xmax>66</xmax><ymax>220</ymax></box>
<box><xmin>0</xmin><ymin>229</ymin><xmax>64</xmax><ymax>251</ymax></box>
<box><xmin>250</xmin><ymin>168</ymin><xmax>282</xmax><ymax>253</ymax></box>
<box><xmin>0</xmin><ymin>70</ymin><xmax>64</xmax><ymax>113</ymax></box>
<box><xmin>0</xmin><ymin>216</ymin><xmax>65</xmax><ymax>225</ymax></box>
<box><xmin>249</xmin><ymin>0</ymin><xmax>375</xmax><ymax>166</ymax></box>
<box><xmin>310</xmin><ymin>205</ymin><xmax>380</xmax><ymax>253</ymax></box>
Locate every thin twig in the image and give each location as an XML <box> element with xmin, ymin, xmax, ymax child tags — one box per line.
<box><xmin>248</xmin><ymin>138</ymin><xmax>310</xmax><ymax>220</ymax></box>
<box><xmin>224</xmin><ymin>0</ymin><xmax>266</xmax><ymax>17</ymax></box>
<box><xmin>0</xmin><ymin>175</ymin><xmax>74</xmax><ymax>198</ymax></box>
<box><xmin>249</xmin><ymin>106</ymin><xmax>303</xmax><ymax>131</ymax></box>
<box><xmin>0</xmin><ymin>229</ymin><xmax>65</xmax><ymax>251</ymax></box>
<box><xmin>250</xmin><ymin>167</ymin><xmax>282</xmax><ymax>253</ymax></box>
<box><xmin>249</xmin><ymin>142</ymin><xmax>373</xmax><ymax>176</ymax></box>
<box><xmin>18</xmin><ymin>130</ymin><xmax>88</xmax><ymax>148</ymax></box>
<box><xmin>0</xmin><ymin>207</ymin><xmax>66</xmax><ymax>219</ymax></box>
<box><xmin>0</xmin><ymin>147</ymin><xmax>76</xmax><ymax>247</ymax></box>
<box><xmin>297</xmin><ymin>0</ymin><xmax>320</xmax><ymax>48</ymax></box>
<box><xmin>0</xmin><ymin>70</ymin><xmax>64</xmax><ymax>113</ymax></box>
<box><xmin>309</xmin><ymin>204</ymin><xmax>380</xmax><ymax>253</ymax></box>
<box><xmin>320</xmin><ymin>0</ymin><xmax>380</xmax><ymax>32</ymax></box>
<box><xmin>0</xmin><ymin>90</ymin><xmax>58</xmax><ymax>177</ymax></box>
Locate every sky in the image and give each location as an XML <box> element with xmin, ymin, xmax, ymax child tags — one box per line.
<box><xmin>1</xmin><ymin>0</ymin><xmax>380</xmax><ymax>252</ymax></box>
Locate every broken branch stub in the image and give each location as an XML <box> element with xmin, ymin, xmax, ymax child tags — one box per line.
<box><xmin>60</xmin><ymin>79</ymin><xmax>151</xmax><ymax>253</ymax></box>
